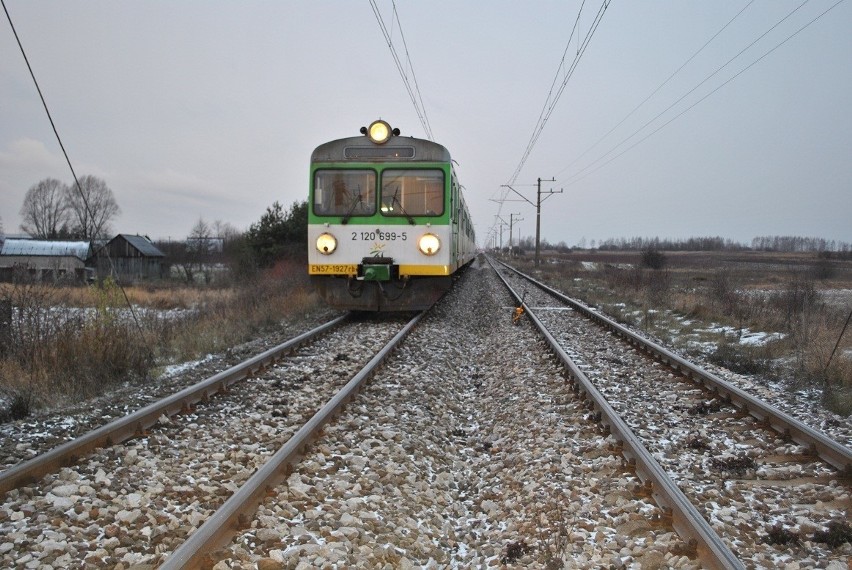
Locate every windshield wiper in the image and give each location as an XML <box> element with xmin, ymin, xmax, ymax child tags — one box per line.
<box><xmin>341</xmin><ymin>190</ymin><xmax>363</xmax><ymax>225</ymax></box>
<box><xmin>392</xmin><ymin>188</ymin><xmax>416</xmax><ymax>226</ymax></box>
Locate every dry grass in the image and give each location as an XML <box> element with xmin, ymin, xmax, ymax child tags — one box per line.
<box><xmin>0</xmin><ymin>258</ymin><xmax>320</xmax><ymax>417</ymax></box>
<box><xmin>0</xmin><ymin>282</ymin><xmax>233</xmax><ymax>310</ymax></box>
<box><xmin>512</xmin><ymin>250</ymin><xmax>852</xmax><ymax>414</ymax></box>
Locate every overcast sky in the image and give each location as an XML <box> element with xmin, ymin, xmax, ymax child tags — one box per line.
<box><xmin>2</xmin><ymin>1</ymin><xmax>850</xmax><ymax>247</ymax></box>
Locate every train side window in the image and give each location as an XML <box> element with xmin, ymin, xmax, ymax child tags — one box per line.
<box><xmin>380</xmin><ymin>169</ymin><xmax>444</xmax><ymax>217</ymax></box>
<box><xmin>313</xmin><ymin>170</ymin><xmax>376</xmax><ymax>216</ymax></box>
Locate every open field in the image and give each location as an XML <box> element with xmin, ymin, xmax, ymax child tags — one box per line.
<box><xmin>3</xmin><ymin>249</ymin><xmax>850</xmax><ymax>419</ymax></box>
<box><xmin>509</xmin><ymin>249</ymin><xmax>852</xmax><ymax>415</ymax></box>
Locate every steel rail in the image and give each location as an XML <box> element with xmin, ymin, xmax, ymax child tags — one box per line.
<box><xmin>498</xmin><ymin>259</ymin><xmax>852</xmax><ymax>476</ymax></box>
<box><xmin>161</xmin><ymin>311</ymin><xmax>424</xmax><ymax>569</ymax></box>
<box><xmin>0</xmin><ymin>315</ymin><xmax>348</xmax><ymax>496</ymax></box>
<box><xmin>490</xmin><ymin>257</ymin><xmax>744</xmax><ymax>570</ymax></box>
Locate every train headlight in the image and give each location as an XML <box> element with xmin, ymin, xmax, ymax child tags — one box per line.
<box><xmin>316</xmin><ymin>232</ymin><xmax>337</xmax><ymax>255</ymax></box>
<box><xmin>363</xmin><ymin>120</ymin><xmax>393</xmax><ymax>144</ymax></box>
<box><xmin>418</xmin><ymin>233</ymin><xmax>440</xmax><ymax>256</ymax></box>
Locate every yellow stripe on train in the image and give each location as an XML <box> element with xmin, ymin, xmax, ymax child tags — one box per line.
<box><xmin>399</xmin><ymin>265</ymin><xmax>451</xmax><ymax>276</ymax></box>
<box><xmin>310</xmin><ymin>264</ymin><xmax>452</xmax><ymax>277</ymax></box>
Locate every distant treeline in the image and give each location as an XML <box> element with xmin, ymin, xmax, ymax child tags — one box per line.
<box><xmin>596</xmin><ymin>236</ymin><xmax>744</xmax><ymax>252</ymax></box>
<box><xmin>592</xmin><ymin>235</ymin><xmax>852</xmax><ymax>257</ymax></box>
<box><xmin>750</xmin><ymin>235</ymin><xmax>851</xmax><ymax>254</ymax></box>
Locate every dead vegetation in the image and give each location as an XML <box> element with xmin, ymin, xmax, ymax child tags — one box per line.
<box><xmin>0</xmin><ymin>258</ymin><xmax>319</xmax><ymax>420</ymax></box>
<box><xmin>765</xmin><ymin>520</ymin><xmax>852</xmax><ymax>548</ymax></box>
<box><xmin>512</xmin><ymin>249</ymin><xmax>852</xmax><ymax>414</ymax></box>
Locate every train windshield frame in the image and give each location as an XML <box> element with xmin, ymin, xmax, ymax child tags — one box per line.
<box><xmin>380</xmin><ymin>169</ymin><xmax>445</xmax><ymax>217</ymax></box>
<box><xmin>313</xmin><ymin>169</ymin><xmax>377</xmax><ymax>217</ymax></box>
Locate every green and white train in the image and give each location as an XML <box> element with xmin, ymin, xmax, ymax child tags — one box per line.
<box><xmin>308</xmin><ymin>119</ymin><xmax>476</xmax><ymax>311</ymax></box>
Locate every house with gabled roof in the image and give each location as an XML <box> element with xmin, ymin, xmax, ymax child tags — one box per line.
<box><xmin>94</xmin><ymin>234</ymin><xmax>167</xmax><ymax>282</ymax></box>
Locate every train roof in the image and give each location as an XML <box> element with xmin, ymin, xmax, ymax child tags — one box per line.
<box><xmin>311</xmin><ymin>135</ymin><xmax>452</xmax><ymax>163</ymax></box>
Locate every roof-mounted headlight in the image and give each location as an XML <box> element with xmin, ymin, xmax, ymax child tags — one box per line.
<box><xmin>316</xmin><ymin>232</ymin><xmax>337</xmax><ymax>255</ymax></box>
<box><xmin>418</xmin><ymin>233</ymin><xmax>440</xmax><ymax>256</ymax></box>
<box><xmin>360</xmin><ymin>120</ymin><xmax>400</xmax><ymax>144</ymax></box>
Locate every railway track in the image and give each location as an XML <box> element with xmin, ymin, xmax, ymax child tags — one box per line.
<box><xmin>0</xmin><ymin>313</ymin><xmax>418</xmax><ymax>568</ymax></box>
<box><xmin>0</xmin><ymin>315</ymin><xmax>347</xmax><ymax>495</ymax></box>
<box><xmin>2</xmin><ymin>257</ymin><xmax>849</xmax><ymax>568</ymax></box>
<box><xmin>168</xmin><ymin>258</ymin><xmax>701</xmax><ymax>568</ymax></box>
<box><xmin>492</xmin><ymin>257</ymin><xmax>852</xmax><ymax>568</ymax></box>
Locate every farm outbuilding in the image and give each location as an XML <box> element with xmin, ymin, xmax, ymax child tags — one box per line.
<box><xmin>0</xmin><ymin>239</ymin><xmax>93</xmax><ymax>283</ymax></box>
<box><xmin>94</xmin><ymin>234</ymin><xmax>167</xmax><ymax>282</ymax></box>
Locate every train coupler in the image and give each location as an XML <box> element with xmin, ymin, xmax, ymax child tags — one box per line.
<box><xmin>361</xmin><ymin>256</ymin><xmax>395</xmax><ymax>282</ymax></box>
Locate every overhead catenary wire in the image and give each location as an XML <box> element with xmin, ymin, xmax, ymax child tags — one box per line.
<box><xmin>560</xmin><ymin>0</ymin><xmax>845</xmax><ymax>187</ymax></box>
<box><xmin>489</xmin><ymin>0</ymin><xmax>611</xmax><ymax>245</ymax></box>
<box><xmin>556</xmin><ymin>0</ymin><xmax>756</xmax><ymax>178</ymax></box>
<box><xmin>369</xmin><ymin>0</ymin><xmax>434</xmax><ymax>140</ymax></box>
<box><xmin>507</xmin><ymin>0</ymin><xmax>612</xmax><ymax>186</ymax></box>
<box><xmin>561</xmin><ymin>0</ymin><xmax>812</xmax><ymax>185</ymax></box>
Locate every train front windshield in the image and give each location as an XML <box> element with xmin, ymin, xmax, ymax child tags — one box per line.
<box><xmin>313</xmin><ymin>168</ymin><xmax>445</xmax><ymax>218</ymax></box>
<box><xmin>313</xmin><ymin>170</ymin><xmax>376</xmax><ymax>216</ymax></box>
<box><xmin>380</xmin><ymin>170</ymin><xmax>444</xmax><ymax>217</ymax></box>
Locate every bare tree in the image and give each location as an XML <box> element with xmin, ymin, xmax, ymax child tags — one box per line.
<box><xmin>176</xmin><ymin>218</ymin><xmax>213</xmax><ymax>284</ymax></box>
<box><xmin>65</xmin><ymin>175</ymin><xmax>121</xmax><ymax>240</ymax></box>
<box><xmin>19</xmin><ymin>178</ymin><xmax>69</xmax><ymax>239</ymax></box>
<box><xmin>211</xmin><ymin>219</ymin><xmax>240</xmax><ymax>242</ymax></box>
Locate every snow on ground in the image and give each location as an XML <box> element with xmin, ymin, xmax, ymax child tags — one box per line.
<box><xmin>695</xmin><ymin>324</ymin><xmax>786</xmax><ymax>347</ymax></box>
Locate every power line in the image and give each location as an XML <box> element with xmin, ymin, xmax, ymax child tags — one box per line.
<box><xmin>2</xmin><ymin>0</ymin><xmax>148</xmax><ymax>342</ymax></box>
<box><xmin>489</xmin><ymin>0</ymin><xmax>611</xmax><ymax>244</ymax></box>
<box><xmin>507</xmin><ymin>0</ymin><xmax>612</xmax><ymax>185</ymax></box>
<box><xmin>2</xmin><ymin>0</ymin><xmax>89</xmax><ymax>216</ymax></box>
<box><xmin>556</xmin><ymin>0</ymin><xmax>756</xmax><ymax>178</ymax></box>
<box><xmin>369</xmin><ymin>0</ymin><xmax>434</xmax><ymax>140</ymax></box>
<box><xmin>560</xmin><ymin>0</ymin><xmax>845</xmax><ymax>187</ymax></box>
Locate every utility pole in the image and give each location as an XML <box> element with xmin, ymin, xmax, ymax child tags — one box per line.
<box><xmin>500</xmin><ymin>178</ymin><xmax>562</xmax><ymax>267</ymax></box>
<box><xmin>535</xmin><ymin>177</ymin><xmax>560</xmax><ymax>267</ymax></box>
<box><xmin>493</xmin><ymin>215</ymin><xmax>507</xmax><ymax>251</ymax></box>
<box><xmin>508</xmin><ymin>213</ymin><xmax>522</xmax><ymax>256</ymax></box>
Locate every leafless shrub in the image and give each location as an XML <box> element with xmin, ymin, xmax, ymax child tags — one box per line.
<box><xmin>534</xmin><ymin>492</ymin><xmax>574</xmax><ymax>568</ymax></box>
<box><xmin>646</xmin><ymin>269</ymin><xmax>670</xmax><ymax>306</ymax></box>
<box><xmin>0</xmin><ymin>260</ymin><xmax>317</xmax><ymax>418</ymax></box>
<box><xmin>153</xmin><ymin>257</ymin><xmax>315</xmax><ymax>363</ymax></box>
<box><xmin>602</xmin><ymin>263</ymin><xmax>643</xmax><ymax>293</ymax></box>
<box><xmin>821</xmin><ymin>360</ymin><xmax>852</xmax><ymax>414</ymax></box>
<box><xmin>0</xmin><ymin>278</ymin><xmax>153</xmax><ymax>408</ymax></box>
<box><xmin>551</xmin><ymin>251</ymin><xmax>852</xmax><ymax>412</ymax></box>
<box><xmin>778</xmin><ymin>271</ymin><xmax>820</xmax><ymax>330</ymax></box>
<box><xmin>48</xmin><ymin>315</ymin><xmax>151</xmax><ymax>398</ymax></box>
<box><xmin>710</xmin><ymin>268</ymin><xmax>737</xmax><ymax>313</ymax></box>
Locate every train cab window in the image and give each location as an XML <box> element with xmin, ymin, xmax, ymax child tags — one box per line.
<box><xmin>313</xmin><ymin>170</ymin><xmax>376</xmax><ymax>216</ymax></box>
<box><xmin>380</xmin><ymin>169</ymin><xmax>444</xmax><ymax>217</ymax></box>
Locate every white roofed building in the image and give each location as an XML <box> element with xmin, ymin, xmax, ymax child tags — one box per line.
<box><xmin>0</xmin><ymin>239</ymin><xmax>93</xmax><ymax>283</ymax></box>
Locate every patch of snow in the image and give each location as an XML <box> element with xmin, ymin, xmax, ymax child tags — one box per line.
<box><xmin>160</xmin><ymin>354</ymin><xmax>216</xmax><ymax>378</ymax></box>
<box><xmin>739</xmin><ymin>331</ymin><xmax>785</xmax><ymax>346</ymax></box>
